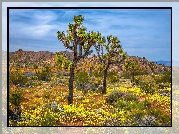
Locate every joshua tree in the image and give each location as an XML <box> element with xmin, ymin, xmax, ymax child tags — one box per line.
<box><xmin>94</xmin><ymin>35</ymin><xmax>127</xmax><ymax>94</ymax></box>
<box><xmin>57</xmin><ymin>15</ymin><xmax>103</xmax><ymax>104</ymax></box>
<box><xmin>124</xmin><ymin>59</ymin><xmax>140</xmax><ymax>83</ymax></box>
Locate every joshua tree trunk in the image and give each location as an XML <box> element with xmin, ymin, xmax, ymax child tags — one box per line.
<box><xmin>102</xmin><ymin>63</ymin><xmax>110</xmax><ymax>94</ymax></box>
<box><xmin>68</xmin><ymin>63</ymin><xmax>75</xmax><ymax>105</ymax></box>
<box><xmin>131</xmin><ymin>70</ymin><xmax>134</xmax><ymax>83</ymax></box>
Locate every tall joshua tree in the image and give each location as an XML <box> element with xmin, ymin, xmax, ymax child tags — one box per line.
<box><xmin>94</xmin><ymin>35</ymin><xmax>127</xmax><ymax>94</ymax></box>
<box><xmin>57</xmin><ymin>15</ymin><xmax>102</xmax><ymax>104</ymax></box>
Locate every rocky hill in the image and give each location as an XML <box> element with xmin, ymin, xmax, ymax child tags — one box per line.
<box><xmin>9</xmin><ymin>49</ymin><xmax>171</xmax><ymax>74</ymax></box>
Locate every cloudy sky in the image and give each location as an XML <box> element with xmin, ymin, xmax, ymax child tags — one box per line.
<box><xmin>8</xmin><ymin>6</ymin><xmax>171</xmax><ymax>62</ymax></box>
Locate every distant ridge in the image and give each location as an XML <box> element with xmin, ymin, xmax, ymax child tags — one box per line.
<box><xmin>154</xmin><ymin>60</ymin><xmax>171</xmax><ymax>67</ymax></box>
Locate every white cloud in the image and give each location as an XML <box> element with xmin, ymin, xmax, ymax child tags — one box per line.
<box><xmin>33</xmin><ymin>10</ymin><xmax>58</xmax><ymax>24</ymax></box>
<box><xmin>21</xmin><ymin>25</ymin><xmax>55</xmax><ymax>38</ymax></box>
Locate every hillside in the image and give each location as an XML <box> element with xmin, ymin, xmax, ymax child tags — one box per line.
<box><xmin>9</xmin><ymin>49</ymin><xmax>171</xmax><ymax>74</ymax></box>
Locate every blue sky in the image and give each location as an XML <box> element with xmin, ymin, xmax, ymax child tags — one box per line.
<box><xmin>9</xmin><ymin>8</ymin><xmax>171</xmax><ymax>61</ymax></box>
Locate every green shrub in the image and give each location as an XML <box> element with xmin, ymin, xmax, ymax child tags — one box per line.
<box><xmin>93</xmin><ymin>70</ymin><xmax>104</xmax><ymax>78</ymax></box>
<box><xmin>125</xmin><ymin>110</ymin><xmax>145</xmax><ymax>126</ymax></box>
<box><xmin>142</xmin><ymin>99</ymin><xmax>151</xmax><ymax>109</ymax></box>
<box><xmin>134</xmin><ymin>76</ymin><xmax>141</xmax><ymax>86</ymax></box>
<box><xmin>160</xmin><ymin>71</ymin><xmax>171</xmax><ymax>83</ymax></box>
<box><xmin>9</xmin><ymin>69</ymin><xmax>28</xmax><ymax>86</ymax></box>
<box><xmin>37</xmin><ymin>65</ymin><xmax>51</xmax><ymax>81</ymax></box>
<box><xmin>131</xmin><ymin>101</ymin><xmax>144</xmax><ymax>110</ymax></box>
<box><xmin>116</xmin><ymin>100</ymin><xmax>127</xmax><ymax>110</ymax></box>
<box><xmin>148</xmin><ymin>108</ymin><xmax>171</xmax><ymax>126</ymax></box>
<box><xmin>41</xmin><ymin>110</ymin><xmax>58</xmax><ymax>126</ymax></box>
<box><xmin>116</xmin><ymin>99</ymin><xmax>143</xmax><ymax>111</ymax></box>
<box><xmin>106</xmin><ymin>90</ymin><xmax>139</xmax><ymax>106</ymax></box>
<box><xmin>106</xmin><ymin>90</ymin><xmax>124</xmax><ymax>105</ymax></box>
<box><xmin>37</xmin><ymin>72</ymin><xmax>51</xmax><ymax>81</ymax></box>
<box><xmin>123</xmin><ymin>93</ymin><xmax>138</xmax><ymax>102</ymax></box>
<box><xmin>107</xmin><ymin>71</ymin><xmax>120</xmax><ymax>84</ymax></box>
<box><xmin>74</xmin><ymin>71</ymin><xmax>89</xmax><ymax>90</ymax></box>
<box><xmin>139</xmin><ymin>76</ymin><xmax>157</xmax><ymax>95</ymax></box>
<box><xmin>9</xmin><ymin>88</ymin><xmax>24</xmax><ymax>107</ymax></box>
<box><xmin>31</xmin><ymin>75</ymin><xmax>38</xmax><ymax>80</ymax></box>
<box><xmin>120</xmin><ymin>72</ymin><xmax>130</xmax><ymax>79</ymax></box>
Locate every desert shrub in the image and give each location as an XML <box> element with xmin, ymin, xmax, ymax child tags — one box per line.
<box><xmin>130</xmin><ymin>101</ymin><xmax>144</xmax><ymax>110</ymax></box>
<box><xmin>9</xmin><ymin>88</ymin><xmax>24</xmax><ymax>123</ymax></box>
<box><xmin>116</xmin><ymin>99</ymin><xmax>143</xmax><ymax>111</ymax></box>
<box><xmin>31</xmin><ymin>75</ymin><xmax>38</xmax><ymax>80</ymax></box>
<box><xmin>121</xmin><ymin>100</ymin><xmax>155</xmax><ymax>126</ymax></box>
<box><xmin>123</xmin><ymin>93</ymin><xmax>138</xmax><ymax>102</ymax></box>
<box><xmin>37</xmin><ymin>65</ymin><xmax>51</xmax><ymax>81</ymax></box>
<box><xmin>153</xmin><ymin>71</ymin><xmax>171</xmax><ymax>84</ymax></box>
<box><xmin>125</xmin><ymin>110</ymin><xmax>160</xmax><ymax>126</ymax></box>
<box><xmin>9</xmin><ymin>69</ymin><xmax>28</xmax><ymax>87</ymax></box>
<box><xmin>115</xmin><ymin>100</ymin><xmax>127</xmax><ymax>110</ymax></box>
<box><xmin>142</xmin><ymin>99</ymin><xmax>151</xmax><ymax>109</ymax></box>
<box><xmin>9</xmin><ymin>88</ymin><xmax>24</xmax><ymax>107</ymax></box>
<box><xmin>106</xmin><ymin>90</ymin><xmax>125</xmax><ymax>105</ymax></box>
<box><xmin>32</xmin><ymin>64</ymin><xmax>38</xmax><ymax>74</ymax></box>
<box><xmin>90</xmin><ymin>77</ymin><xmax>102</xmax><ymax>86</ymax></box>
<box><xmin>139</xmin><ymin>76</ymin><xmax>157</xmax><ymax>95</ymax></box>
<box><xmin>120</xmin><ymin>72</ymin><xmax>131</xmax><ymax>79</ymax></box>
<box><xmin>93</xmin><ymin>70</ymin><xmax>104</xmax><ymax>77</ymax></box>
<box><xmin>107</xmin><ymin>71</ymin><xmax>120</xmax><ymax>84</ymax></box>
<box><xmin>37</xmin><ymin>72</ymin><xmax>50</xmax><ymax>81</ymax></box>
<box><xmin>41</xmin><ymin>110</ymin><xmax>58</xmax><ymax>126</ymax></box>
<box><xmin>74</xmin><ymin>71</ymin><xmax>89</xmax><ymax>90</ymax></box>
<box><xmin>106</xmin><ymin>90</ymin><xmax>139</xmax><ymax>106</ymax></box>
<box><xmin>134</xmin><ymin>76</ymin><xmax>141</xmax><ymax>86</ymax></box>
<box><xmin>148</xmin><ymin>108</ymin><xmax>171</xmax><ymax>126</ymax></box>
<box><xmin>125</xmin><ymin>110</ymin><xmax>145</xmax><ymax>126</ymax></box>
<box><xmin>24</xmin><ymin>76</ymin><xmax>40</xmax><ymax>87</ymax></box>
<box><xmin>159</xmin><ymin>71</ymin><xmax>171</xmax><ymax>83</ymax></box>
<box><xmin>51</xmin><ymin>101</ymin><xmax>59</xmax><ymax>112</ymax></box>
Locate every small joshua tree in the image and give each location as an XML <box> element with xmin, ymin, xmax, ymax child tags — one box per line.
<box><xmin>94</xmin><ymin>35</ymin><xmax>127</xmax><ymax>94</ymax></box>
<box><xmin>124</xmin><ymin>59</ymin><xmax>140</xmax><ymax>83</ymax></box>
<box><xmin>55</xmin><ymin>52</ymin><xmax>72</xmax><ymax>72</ymax></box>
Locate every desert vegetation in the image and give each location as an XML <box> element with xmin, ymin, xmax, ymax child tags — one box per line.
<box><xmin>8</xmin><ymin>15</ymin><xmax>171</xmax><ymax>126</ymax></box>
